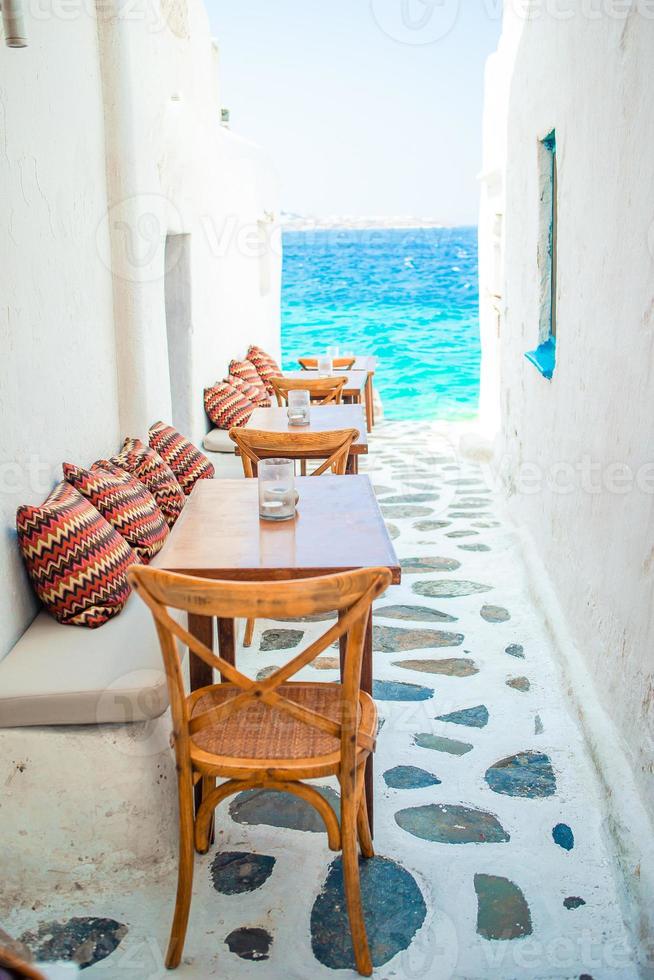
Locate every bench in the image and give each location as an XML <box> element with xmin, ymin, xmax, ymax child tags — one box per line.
<box><xmin>0</xmin><ymin>598</ymin><xmax>179</xmax><ymax>900</ymax></box>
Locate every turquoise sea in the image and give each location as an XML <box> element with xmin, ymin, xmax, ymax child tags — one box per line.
<box><xmin>281</xmin><ymin>226</ymin><xmax>480</xmax><ymax>421</ymax></box>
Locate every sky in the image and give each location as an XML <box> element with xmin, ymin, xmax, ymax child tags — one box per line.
<box><xmin>208</xmin><ymin>1</ymin><xmax>502</xmax><ymax>225</ymax></box>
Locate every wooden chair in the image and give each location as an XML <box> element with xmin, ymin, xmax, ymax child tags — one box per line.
<box><xmin>229</xmin><ymin>427</ymin><xmax>358</xmax><ymax>479</ymax></box>
<box><xmin>270</xmin><ymin>375</ymin><xmax>346</xmax><ymax>406</ymax></box>
<box><xmin>298</xmin><ymin>356</ymin><xmax>356</xmax><ymax>371</ymax></box>
<box><xmin>128</xmin><ymin>564</ymin><xmax>392</xmax><ymax>976</ymax></box>
<box><xmin>0</xmin><ymin>946</ymin><xmax>46</xmax><ymax>980</ymax></box>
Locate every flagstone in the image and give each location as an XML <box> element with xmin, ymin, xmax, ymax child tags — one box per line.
<box><xmin>481</xmin><ymin>604</ymin><xmax>511</xmax><ymax>623</ymax></box>
<box><xmin>210</xmin><ymin>852</ymin><xmax>276</xmax><ymax>895</ymax></box>
<box><xmin>436</xmin><ymin>704</ymin><xmax>489</xmax><ymax>728</ymax></box>
<box><xmin>401</xmin><ymin>556</ymin><xmax>461</xmax><ymax>573</ymax></box>
<box><xmin>553</xmin><ymin>823</ymin><xmax>574</xmax><ymax>850</ymax></box>
<box><xmin>507</xmin><ymin>676</ymin><xmax>531</xmax><ymax>692</ymax></box>
<box><xmin>311</xmin><ymin>857</ymin><xmax>426</xmax><ymax>970</ymax></box>
<box><xmin>474</xmin><ymin>874</ymin><xmax>532</xmax><ymax>940</ymax></box>
<box><xmin>413</xmin><ymin>733</ymin><xmax>473</xmax><ymax>755</ymax></box>
<box><xmin>260</xmin><ymin>629</ymin><xmax>304</xmax><ymax>651</ymax></box>
<box><xmin>413</xmin><ymin>519</ymin><xmax>452</xmax><ymax>531</ymax></box>
<box><xmin>395</xmin><ymin>657</ymin><xmax>477</xmax><ymax>676</ymax></box>
<box><xmin>396</xmin><ymin>804</ymin><xmax>509</xmax><ymax>843</ymax></box>
<box><xmin>225</xmin><ymin>927</ymin><xmax>272</xmax><ymax>961</ymax></box>
<box><xmin>383</xmin><ymin>765</ymin><xmax>442</xmax><ymax>789</ymax></box>
<box><xmin>373</xmin><ymin>679</ymin><xmax>434</xmax><ymax>702</ymax></box>
<box><xmin>505</xmin><ymin>644</ymin><xmax>525</xmax><ymax>658</ymax></box>
<box><xmin>374</xmin><ymin>625</ymin><xmax>464</xmax><ymax>651</ymax></box>
<box><xmin>381</xmin><ymin>505</ymin><xmax>434</xmax><ymax>518</ymax></box>
<box><xmin>375</xmin><ymin>604</ymin><xmax>457</xmax><ymax>623</ymax></box>
<box><xmin>19</xmin><ymin>918</ymin><xmax>127</xmax><ymax>969</ymax></box>
<box><xmin>229</xmin><ymin>787</ymin><xmax>340</xmax><ymax>832</ymax></box>
<box><xmin>413</xmin><ymin>580</ymin><xmax>492</xmax><ymax>598</ymax></box>
<box><xmin>485</xmin><ymin>751</ymin><xmax>556</xmax><ymax>798</ymax></box>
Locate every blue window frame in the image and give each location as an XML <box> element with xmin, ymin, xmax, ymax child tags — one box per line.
<box><xmin>526</xmin><ymin>130</ymin><xmax>557</xmax><ymax>379</ymax></box>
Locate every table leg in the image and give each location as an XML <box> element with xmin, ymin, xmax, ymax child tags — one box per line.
<box><xmin>364</xmin><ymin>376</ymin><xmax>374</xmax><ymax>433</ymax></box>
<box><xmin>218</xmin><ymin>618</ymin><xmax>236</xmax><ymax>678</ymax></box>
<box><xmin>346</xmin><ymin>453</ymin><xmax>358</xmax><ymax>475</ymax></box>
<box><xmin>362</xmin><ymin>613</ymin><xmax>374</xmax><ymax>836</ymax></box>
<box><xmin>187</xmin><ymin>614</ymin><xmax>215</xmax><ymax>838</ymax></box>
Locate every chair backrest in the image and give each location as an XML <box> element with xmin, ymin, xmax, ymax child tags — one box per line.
<box><xmin>270</xmin><ymin>375</ymin><xmax>346</xmax><ymax>406</ymax></box>
<box><xmin>229</xmin><ymin>427</ymin><xmax>358</xmax><ymax>477</ymax></box>
<box><xmin>128</xmin><ymin>565</ymin><xmax>392</xmax><ymax>765</ymax></box>
<box><xmin>298</xmin><ymin>356</ymin><xmax>356</xmax><ymax>371</ymax></box>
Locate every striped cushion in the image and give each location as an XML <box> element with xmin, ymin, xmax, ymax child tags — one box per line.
<box><xmin>204</xmin><ymin>381</ymin><xmax>255</xmax><ymax>429</ymax></box>
<box><xmin>63</xmin><ymin>460</ymin><xmax>169</xmax><ymax>563</ymax></box>
<box><xmin>247</xmin><ymin>345</ymin><xmax>282</xmax><ymax>394</ymax></box>
<box><xmin>148</xmin><ymin>422</ymin><xmax>215</xmax><ymax>495</ymax></box>
<box><xmin>227</xmin><ymin>374</ymin><xmax>271</xmax><ymax>408</ymax></box>
<box><xmin>229</xmin><ymin>358</ymin><xmax>270</xmax><ymax>400</ymax></box>
<box><xmin>16</xmin><ymin>482</ymin><xmax>138</xmax><ymax>628</ymax></box>
<box><xmin>110</xmin><ymin>438</ymin><xmax>185</xmax><ymax>528</ymax></box>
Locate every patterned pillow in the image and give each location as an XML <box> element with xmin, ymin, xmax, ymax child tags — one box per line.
<box><xmin>148</xmin><ymin>421</ymin><xmax>215</xmax><ymax>495</ymax></box>
<box><xmin>63</xmin><ymin>460</ymin><xmax>168</xmax><ymax>563</ymax></box>
<box><xmin>226</xmin><ymin>374</ymin><xmax>271</xmax><ymax>408</ymax></box>
<box><xmin>229</xmin><ymin>358</ymin><xmax>270</xmax><ymax>400</ymax></box>
<box><xmin>110</xmin><ymin>438</ymin><xmax>185</xmax><ymax>528</ymax></box>
<box><xmin>16</xmin><ymin>482</ymin><xmax>138</xmax><ymax>628</ymax></box>
<box><xmin>247</xmin><ymin>345</ymin><xmax>282</xmax><ymax>394</ymax></box>
<box><xmin>204</xmin><ymin>381</ymin><xmax>255</xmax><ymax>429</ymax></box>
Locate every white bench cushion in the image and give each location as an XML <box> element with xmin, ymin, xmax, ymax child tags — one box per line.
<box><xmin>0</xmin><ymin>597</ymin><xmax>170</xmax><ymax>728</ymax></box>
<box><xmin>202</xmin><ymin>427</ymin><xmax>235</xmax><ymax>453</ymax></box>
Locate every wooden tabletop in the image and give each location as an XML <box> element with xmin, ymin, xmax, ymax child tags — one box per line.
<box><xmin>153</xmin><ymin>476</ymin><xmax>400</xmax><ymax>583</ymax></box>
<box><xmin>283</xmin><ymin>370</ymin><xmax>368</xmax><ymax>395</ymax></box>
<box><xmin>241</xmin><ymin>405</ymin><xmax>368</xmax><ymax>454</ymax></box>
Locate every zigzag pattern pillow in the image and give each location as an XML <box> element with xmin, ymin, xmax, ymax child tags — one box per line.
<box><xmin>229</xmin><ymin>358</ymin><xmax>270</xmax><ymax>401</ymax></box>
<box><xmin>247</xmin><ymin>345</ymin><xmax>282</xmax><ymax>394</ymax></box>
<box><xmin>111</xmin><ymin>438</ymin><xmax>185</xmax><ymax>528</ymax></box>
<box><xmin>204</xmin><ymin>381</ymin><xmax>255</xmax><ymax>429</ymax></box>
<box><xmin>148</xmin><ymin>422</ymin><xmax>215</xmax><ymax>495</ymax></box>
<box><xmin>227</xmin><ymin>373</ymin><xmax>271</xmax><ymax>408</ymax></box>
<box><xmin>63</xmin><ymin>460</ymin><xmax>169</xmax><ymax>563</ymax></box>
<box><xmin>16</xmin><ymin>482</ymin><xmax>138</xmax><ymax>628</ymax></box>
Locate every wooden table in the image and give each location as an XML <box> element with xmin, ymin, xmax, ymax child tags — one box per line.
<box><xmin>293</xmin><ymin>363</ymin><xmax>377</xmax><ymax>432</ymax></box>
<box><xmin>240</xmin><ymin>405</ymin><xmax>368</xmax><ymax>473</ymax></box>
<box><xmin>153</xmin><ymin>476</ymin><xmax>401</xmax><ymax>833</ymax></box>
<box><xmin>284</xmin><ymin>370</ymin><xmax>367</xmax><ymax>406</ymax></box>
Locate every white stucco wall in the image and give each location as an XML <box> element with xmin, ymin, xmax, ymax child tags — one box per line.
<box><xmin>0</xmin><ymin>0</ymin><xmax>281</xmax><ymax>658</ymax></box>
<box><xmin>479</xmin><ymin>3</ymin><xmax>654</xmax><ymax>818</ymax></box>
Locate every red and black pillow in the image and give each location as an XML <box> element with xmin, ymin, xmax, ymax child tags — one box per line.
<box><xmin>109</xmin><ymin>438</ymin><xmax>185</xmax><ymax>528</ymax></box>
<box><xmin>63</xmin><ymin>460</ymin><xmax>168</xmax><ymax>563</ymax></box>
<box><xmin>16</xmin><ymin>482</ymin><xmax>138</xmax><ymax>628</ymax></box>
<box><xmin>204</xmin><ymin>381</ymin><xmax>256</xmax><ymax>429</ymax></box>
<box><xmin>227</xmin><ymin>373</ymin><xmax>271</xmax><ymax>408</ymax></box>
<box><xmin>246</xmin><ymin>345</ymin><xmax>282</xmax><ymax>395</ymax></box>
<box><xmin>148</xmin><ymin>422</ymin><xmax>215</xmax><ymax>496</ymax></box>
<box><xmin>228</xmin><ymin>358</ymin><xmax>270</xmax><ymax>401</ymax></box>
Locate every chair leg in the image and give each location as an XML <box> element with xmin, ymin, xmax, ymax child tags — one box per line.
<box><xmin>195</xmin><ymin>775</ymin><xmax>216</xmax><ymax>853</ymax></box>
<box><xmin>166</xmin><ymin>769</ymin><xmax>195</xmax><ymax>969</ymax></box>
<box><xmin>244</xmin><ymin>618</ymin><xmax>255</xmax><ymax>647</ymax></box>
<box><xmin>341</xmin><ymin>792</ymin><xmax>373</xmax><ymax>976</ymax></box>
<box><xmin>357</xmin><ymin>782</ymin><xmax>374</xmax><ymax>859</ymax></box>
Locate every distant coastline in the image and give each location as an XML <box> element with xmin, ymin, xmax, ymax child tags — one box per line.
<box><xmin>281</xmin><ymin>213</ymin><xmax>461</xmax><ymax>232</ymax></box>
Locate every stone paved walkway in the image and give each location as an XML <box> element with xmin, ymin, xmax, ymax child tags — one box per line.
<box><xmin>7</xmin><ymin>421</ymin><xmax>639</xmax><ymax>978</ymax></box>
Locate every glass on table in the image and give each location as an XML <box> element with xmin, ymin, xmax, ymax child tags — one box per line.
<box><xmin>317</xmin><ymin>354</ymin><xmax>333</xmax><ymax>376</ymax></box>
<box><xmin>287</xmin><ymin>389</ymin><xmax>310</xmax><ymax>426</ymax></box>
<box><xmin>327</xmin><ymin>345</ymin><xmax>340</xmax><ymax>360</ymax></box>
<box><xmin>258</xmin><ymin>458</ymin><xmax>296</xmax><ymax>521</ymax></box>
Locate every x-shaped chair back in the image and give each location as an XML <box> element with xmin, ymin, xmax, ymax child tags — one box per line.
<box><xmin>129</xmin><ymin>566</ymin><xmax>391</xmax><ymax>758</ymax></box>
<box><xmin>229</xmin><ymin>427</ymin><xmax>358</xmax><ymax>477</ymax></box>
<box><xmin>298</xmin><ymin>356</ymin><xmax>356</xmax><ymax>371</ymax></box>
<box><xmin>271</xmin><ymin>375</ymin><xmax>346</xmax><ymax>406</ymax></box>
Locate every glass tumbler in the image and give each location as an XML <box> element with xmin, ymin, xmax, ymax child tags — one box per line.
<box><xmin>287</xmin><ymin>389</ymin><xmax>310</xmax><ymax>426</ymax></box>
<box><xmin>258</xmin><ymin>458</ymin><xmax>296</xmax><ymax>522</ymax></box>
<box><xmin>317</xmin><ymin>354</ymin><xmax>333</xmax><ymax>376</ymax></box>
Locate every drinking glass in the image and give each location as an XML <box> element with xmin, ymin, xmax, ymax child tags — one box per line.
<box><xmin>327</xmin><ymin>345</ymin><xmax>340</xmax><ymax>360</ymax></box>
<box><xmin>258</xmin><ymin>458</ymin><xmax>296</xmax><ymax>521</ymax></box>
<box><xmin>287</xmin><ymin>389</ymin><xmax>310</xmax><ymax>426</ymax></box>
<box><xmin>317</xmin><ymin>354</ymin><xmax>333</xmax><ymax>376</ymax></box>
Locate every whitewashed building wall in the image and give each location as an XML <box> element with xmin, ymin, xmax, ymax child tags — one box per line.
<box><xmin>0</xmin><ymin>0</ymin><xmax>281</xmax><ymax>657</ymax></box>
